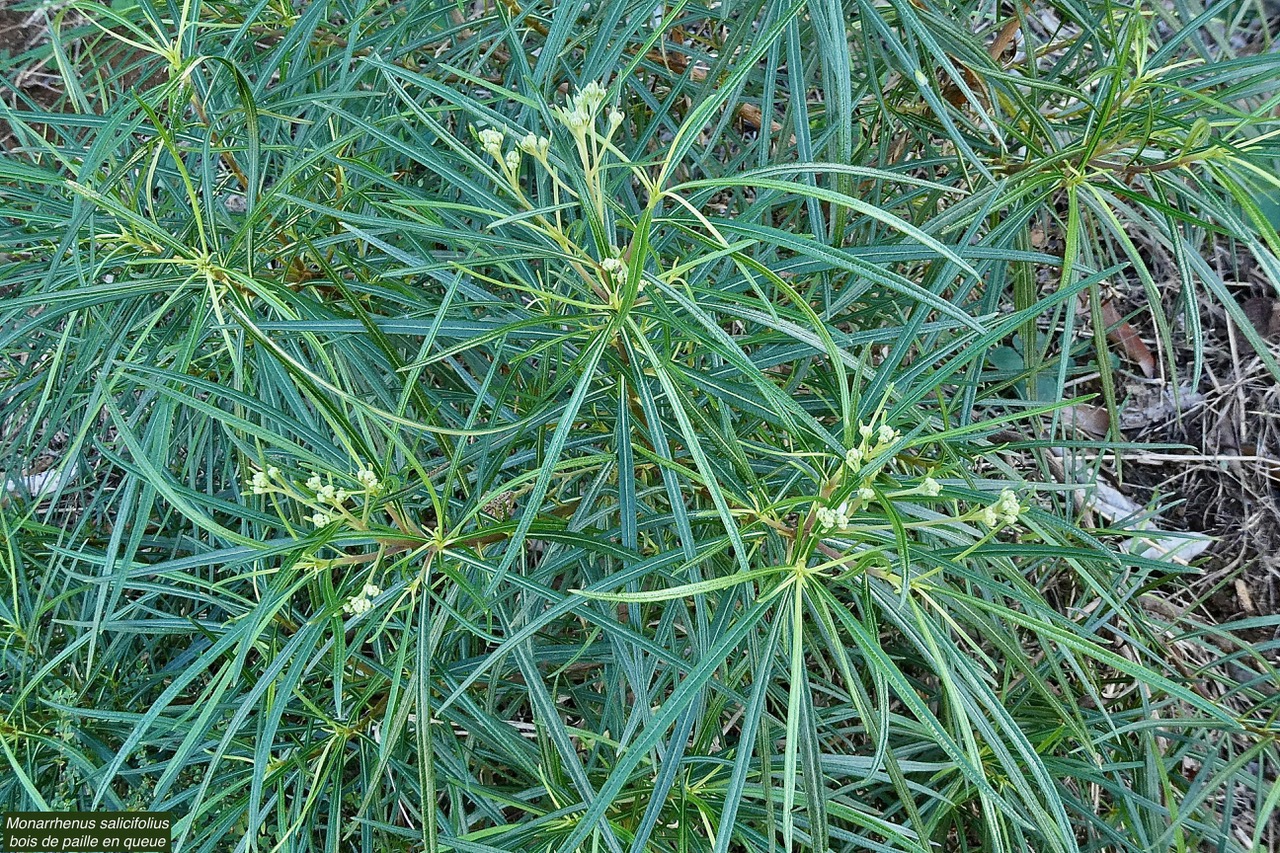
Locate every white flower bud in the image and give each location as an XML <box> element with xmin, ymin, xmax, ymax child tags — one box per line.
<box><xmin>996</xmin><ymin>489</ymin><xmax>1022</xmax><ymax>524</ymax></box>
<box><xmin>518</xmin><ymin>132</ymin><xmax>540</xmax><ymax>154</ymax></box>
<box><xmin>922</xmin><ymin>477</ymin><xmax>941</xmax><ymax>497</ymax></box>
<box><xmin>478</xmin><ymin>127</ymin><xmax>504</xmax><ymax>157</ymax></box>
<box><xmin>505</xmin><ymin>149</ymin><xmax>521</xmax><ymax>172</ymax></box>
<box><xmin>844</xmin><ymin>447</ymin><xmax>864</xmax><ymax>469</ymax></box>
<box><xmin>857</xmin><ymin>486</ymin><xmax>876</xmax><ymax>502</ymax></box>
<box><xmin>306</xmin><ymin>474</ymin><xmax>322</xmax><ymax>491</ymax></box>
<box><xmin>601</xmin><ymin>256</ymin><xmax>628</xmax><ymax>284</ymax></box>
<box><xmin>577</xmin><ymin>81</ymin><xmax>607</xmax><ymax>112</ymax></box>
<box><xmin>554</xmin><ymin>104</ymin><xmax>590</xmax><ymax>134</ymax></box>
<box><xmin>343</xmin><ymin>595</ymin><xmax>372</xmax><ymax>615</ymax></box>
<box><xmin>248</xmin><ymin>470</ymin><xmax>271</xmax><ymax>494</ymax></box>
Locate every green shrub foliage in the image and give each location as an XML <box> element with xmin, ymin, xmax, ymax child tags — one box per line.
<box><xmin>2</xmin><ymin>0</ymin><xmax>1279</xmax><ymax>850</ymax></box>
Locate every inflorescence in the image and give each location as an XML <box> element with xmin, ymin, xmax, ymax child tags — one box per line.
<box><xmin>243</xmin><ymin>463</ymin><xmax>384</xmax><ymax>528</ymax></box>
<box><xmin>813</xmin><ymin>408</ymin><xmax>1026</xmax><ymax>536</ymax></box>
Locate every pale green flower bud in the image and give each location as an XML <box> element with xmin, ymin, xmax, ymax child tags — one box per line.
<box><xmin>518</xmin><ymin>133</ymin><xmax>540</xmax><ymax>154</ymax></box>
<box><xmin>343</xmin><ymin>594</ymin><xmax>372</xmax><ymax>615</ymax></box>
<box><xmin>601</xmin><ymin>256</ymin><xmax>628</xmax><ymax>284</ymax></box>
<box><xmin>248</xmin><ymin>470</ymin><xmax>271</xmax><ymax>494</ymax></box>
<box><xmin>478</xmin><ymin>127</ymin><xmax>504</xmax><ymax>157</ymax></box>
<box><xmin>577</xmin><ymin>81</ymin><xmax>606</xmax><ymax>112</ymax></box>
<box><xmin>996</xmin><ymin>489</ymin><xmax>1022</xmax><ymax>524</ymax></box>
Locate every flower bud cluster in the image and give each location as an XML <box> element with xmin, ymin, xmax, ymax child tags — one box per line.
<box><xmin>343</xmin><ymin>582</ymin><xmax>381</xmax><ymax>616</ymax></box>
<box><xmin>479</xmin><ymin>128</ymin><xmax>504</xmax><ymax>159</ymax></box>
<box><xmin>805</xmin><ymin>399</ymin><xmax>1031</xmax><ymax>548</ymax></box>
<box><xmin>248</xmin><ymin>467</ymin><xmax>280</xmax><ymax>495</ymax></box>
<box><xmin>477</xmin><ymin>126</ymin><xmax>527</xmax><ymax>183</ymax></box>
<box><xmin>815</xmin><ymin>501</ymin><xmax>850</xmax><ymax>531</ymax></box>
<box><xmin>356</xmin><ymin>468</ymin><xmax>383</xmax><ymax>495</ymax></box>
<box><xmin>829</xmin><ymin>410</ymin><xmax>906</xmax><ymax>520</ymax></box>
<box><xmin>517</xmin><ymin>132</ymin><xmax>551</xmax><ymax>161</ymax></box>
<box><xmin>845</xmin><ymin>416</ymin><xmax>901</xmax><ymax>473</ymax></box>
<box><xmin>243</xmin><ymin>462</ymin><xmax>385</xmax><ymax>529</ymax></box>
<box><xmin>469</xmin><ymin>81</ymin><xmax>628</xmax><ymax>283</ymax></box>
<box><xmin>553</xmin><ymin>80</ymin><xmax>608</xmax><ymax>136</ymax></box>
<box><xmin>601</xmin><ymin>255</ymin><xmax>629</xmax><ymax>287</ymax></box>
<box><xmin>979</xmin><ymin>489</ymin><xmax>1023</xmax><ymax>527</ymax></box>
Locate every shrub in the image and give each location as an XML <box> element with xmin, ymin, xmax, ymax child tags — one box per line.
<box><xmin>2</xmin><ymin>0</ymin><xmax>1278</xmax><ymax>850</ymax></box>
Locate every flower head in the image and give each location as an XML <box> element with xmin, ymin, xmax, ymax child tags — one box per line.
<box><xmin>518</xmin><ymin>133</ymin><xmax>550</xmax><ymax>159</ymax></box>
<box><xmin>356</xmin><ymin>468</ymin><xmax>381</xmax><ymax>493</ymax></box>
<box><xmin>995</xmin><ymin>489</ymin><xmax>1022</xmax><ymax>524</ymax></box>
<box><xmin>601</xmin><ymin>256</ymin><xmax>628</xmax><ymax>285</ymax></box>
<box><xmin>343</xmin><ymin>582</ymin><xmax>382</xmax><ymax>616</ymax></box>
<box><xmin>857</xmin><ymin>486</ymin><xmax>876</xmax><ymax>502</ymax></box>
<box><xmin>554</xmin><ymin>105</ymin><xmax>590</xmax><ymax>135</ymax></box>
<box><xmin>921</xmin><ymin>477</ymin><xmax>941</xmax><ymax>497</ymax></box>
<box><xmin>576</xmin><ymin>81</ymin><xmax>607</xmax><ymax>112</ymax></box>
<box><xmin>844</xmin><ymin>447</ymin><xmax>864</xmax><ymax>469</ymax></box>
<box><xmin>555</xmin><ymin>81</ymin><xmax>611</xmax><ymax>138</ymax></box>
<box><xmin>248</xmin><ymin>470</ymin><xmax>272</xmax><ymax>495</ymax></box>
<box><xmin>815</xmin><ymin>500</ymin><xmax>850</xmax><ymax>531</ymax></box>
<box><xmin>478</xmin><ymin>127</ymin><xmax>504</xmax><ymax>158</ymax></box>
<box><xmin>310</xmin><ymin>511</ymin><xmax>332</xmax><ymax>527</ymax></box>
<box><xmin>343</xmin><ymin>595</ymin><xmax>372</xmax><ymax>616</ymax></box>
<box><xmin>978</xmin><ymin>490</ymin><xmax>1022</xmax><ymax>527</ymax></box>
<box><xmin>876</xmin><ymin>424</ymin><xmax>899</xmax><ymax>446</ymax></box>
